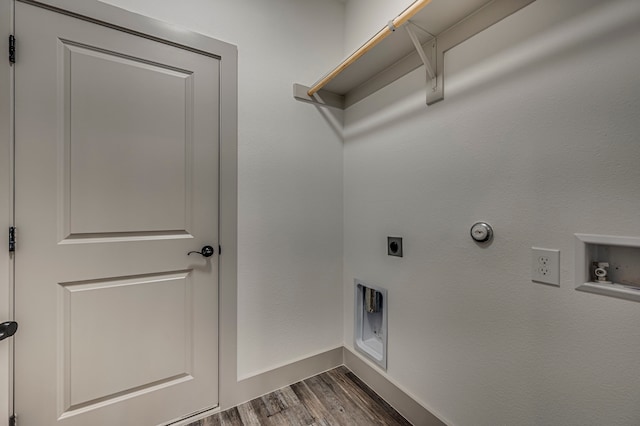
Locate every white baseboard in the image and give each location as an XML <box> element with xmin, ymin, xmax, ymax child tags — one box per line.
<box><xmin>343</xmin><ymin>347</ymin><xmax>448</xmax><ymax>426</ymax></box>
<box><xmin>222</xmin><ymin>346</ymin><xmax>344</xmax><ymax>410</ymax></box>
<box><xmin>221</xmin><ymin>346</ymin><xmax>446</xmax><ymax>426</ymax></box>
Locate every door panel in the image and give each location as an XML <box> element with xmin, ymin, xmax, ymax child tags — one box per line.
<box><xmin>65</xmin><ymin>40</ymin><xmax>193</xmax><ymax>235</ymax></box>
<box><xmin>62</xmin><ymin>271</ymin><xmax>192</xmax><ymax>408</ymax></box>
<box><xmin>14</xmin><ymin>2</ymin><xmax>219</xmax><ymax>425</ymax></box>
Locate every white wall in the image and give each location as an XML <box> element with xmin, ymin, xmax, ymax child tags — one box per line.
<box><xmin>343</xmin><ymin>0</ymin><xmax>413</xmax><ymax>55</ymax></box>
<box><xmin>343</xmin><ymin>0</ymin><xmax>640</xmax><ymax>425</ymax></box>
<box><xmin>100</xmin><ymin>0</ymin><xmax>345</xmax><ymax>379</ymax></box>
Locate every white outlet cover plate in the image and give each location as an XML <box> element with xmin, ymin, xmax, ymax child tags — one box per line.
<box><xmin>532</xmin><ymin>247</ymin><xmax>560</xmax><ymax>286</ymax></box>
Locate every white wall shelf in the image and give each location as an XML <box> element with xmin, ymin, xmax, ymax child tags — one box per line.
<box><xmin>575</xmin><ymin>234</ymin><xmax>640</xmax><ymax>303</ymax></box>
<box><xmin>294</xmin><ymin>0</ymin><xmax>536</xmax><ymax>110</ymax></box>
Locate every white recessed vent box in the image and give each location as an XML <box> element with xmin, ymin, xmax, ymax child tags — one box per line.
<box><xmin>575</xmin><ymin>234</ymin><xmax>640</xmax><ymax>302</ymax></box>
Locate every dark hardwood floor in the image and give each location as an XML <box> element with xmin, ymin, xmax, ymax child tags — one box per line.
<box><xmin>187</xmin><ymin>366</ymin><xmax>412</xmax><ymax>426</ymax></box>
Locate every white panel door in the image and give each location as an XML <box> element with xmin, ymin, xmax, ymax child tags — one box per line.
<box><xmin>14</xmin><ymin>2</ymin><xmax>219</xmax><ymax>425</ymax></box>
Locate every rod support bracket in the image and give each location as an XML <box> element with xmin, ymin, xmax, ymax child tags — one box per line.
<box><xmin>405</xmin><ymin>23</ymin><xmax>437</xmax><ymax>91</ymax></box>
<box><xmin>293</xmin><ymin>83</ymin><xmax>344</xmax><ymax>110</ymax></box>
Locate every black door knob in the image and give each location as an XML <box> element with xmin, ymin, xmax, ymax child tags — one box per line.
<box><xmin>0</xmin><ymin>321</ymin><xmax>18</xmax><ymax>341</ymax></box>
<box><xmin>188</xmin><ymin>245</ymin><xmax>215</xmax><ymax>258</ymax></box>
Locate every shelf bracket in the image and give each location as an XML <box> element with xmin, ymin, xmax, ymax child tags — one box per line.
<box><xmin>293</xmin><ymin>0</ymin><xmax>536</xmax><ymax>110</ymax></box>
<box><xmin>293</xmin><ymin>83</ymin><xmax>344</xmax><ymax>110</ymax></box>
<box><xmin>405</xmin><ymin>23</ymin><xmax>437</xmax><ymax>92</ymax></box>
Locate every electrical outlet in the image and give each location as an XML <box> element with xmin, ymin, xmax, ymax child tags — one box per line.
<box><xmin>532</xmin><ymin>247</ymin><xmax>560</xmax><ymax>286</ymax></box>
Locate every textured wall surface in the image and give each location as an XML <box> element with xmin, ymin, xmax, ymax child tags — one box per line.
<box><xmin>101</xmin><ymin>0</ymin><xmax>346</xmax><ymax>379</ymax></box>
<box><xmin>342</xmin><ymin>0</ymin><xmax>640</xmax><ymax>425</ymax></box>
<box><xmin>343</xmin><ymin>0</ymin><xmax>413</xmax><ymax>55</ymax></box>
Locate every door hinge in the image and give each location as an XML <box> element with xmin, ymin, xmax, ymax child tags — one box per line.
<box><xmin>9</xmin><ymin>227</ymin><xmax>15</xmax><ymax>252</ymax></box>
<box><xmin>9</xmin><ymin>35</ymin><xmax>15</xmax><ymax>64</ymax></box>
<box><xmin>9</xmin><ymin>414</ymin><xmax>16</xmax><ymax>426</ymax></box>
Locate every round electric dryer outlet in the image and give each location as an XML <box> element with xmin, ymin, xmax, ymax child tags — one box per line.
<box><xmin>387</xmin><ymin>237</ymin><xmax>403</xmax><ymax>257</ymax></box>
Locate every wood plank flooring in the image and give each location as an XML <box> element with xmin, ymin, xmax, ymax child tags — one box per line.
<box><xmin>186</xmin><ymin>366</ymin><xmax>412</xmax><ymax>426</ymax></box>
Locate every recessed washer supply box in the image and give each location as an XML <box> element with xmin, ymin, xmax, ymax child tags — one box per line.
<box><xmin>354</xmin><ymin>280</ymin><xmax>388</xmax><ymax>370</ymax></box>
<box><xmin>575</xmin><ymin>234</ymin><xmax>640</xmax><ymax>302</ymax></box>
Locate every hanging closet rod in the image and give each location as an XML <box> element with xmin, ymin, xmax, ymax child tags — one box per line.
<box><xmin>307</xmin><ymin>0</ymin><xmax>432</xmax><ymax>97</ymax></box>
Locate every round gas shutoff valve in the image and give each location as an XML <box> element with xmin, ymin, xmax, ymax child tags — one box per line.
<box><xmin>470</xmin><ymin>222</ymin><xmax>493</xmax><ymax>243</ymax></box>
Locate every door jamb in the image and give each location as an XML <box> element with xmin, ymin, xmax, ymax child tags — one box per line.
<box><xmin>1</xmin><ymin>0</ymin><xmax>15</xmax><ymax>423</ymax></box>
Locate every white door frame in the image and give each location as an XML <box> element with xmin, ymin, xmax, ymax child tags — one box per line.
<box><xmin>1</xmin><ymin>0</ymin><xmax>15</xmax><ymax>423</ymax></box>
<box><xmin>0</xmin><ymin>0</ymin><xmax>238</xmax><ymax>420</ymax></box>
